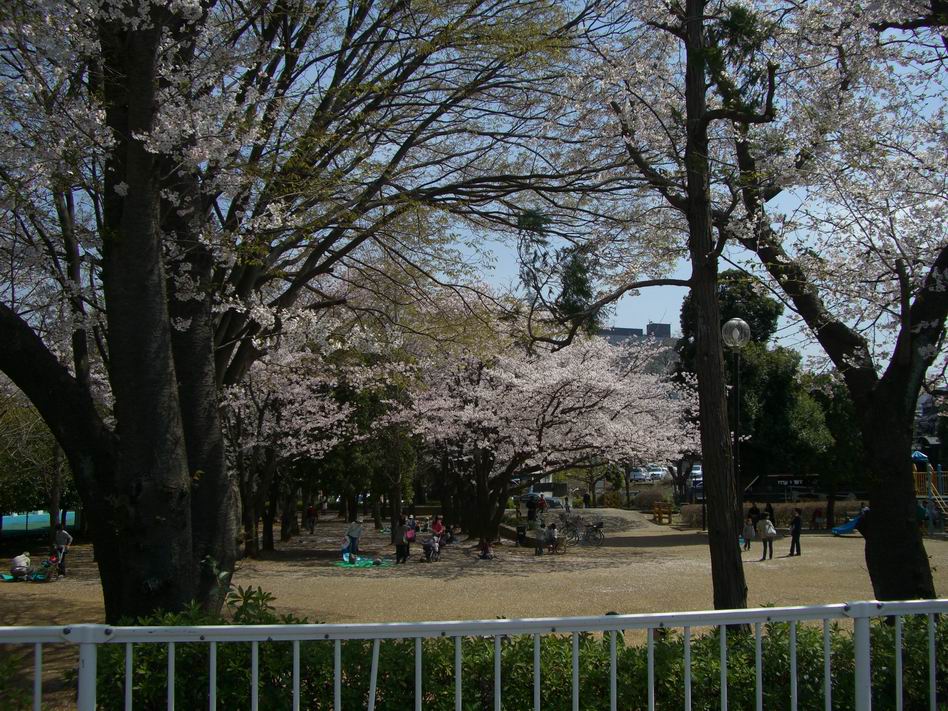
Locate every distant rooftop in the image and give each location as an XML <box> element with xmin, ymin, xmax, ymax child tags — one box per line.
<box><xmin>598</xmin><ymin>324</ymin><xmax>673</xmax><ymax>345</ymax></box>
<box><xmin>598</xmin><ymin>326</ymin><xmax>644</xmax><ymax>345</ymax></box>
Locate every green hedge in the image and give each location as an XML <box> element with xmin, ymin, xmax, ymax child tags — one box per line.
<box><xmin>91</xmin><ymin>588</ymin><xmax>947</xmax><ymax>710</ymax></box>
<box><xmin>679</xmin><ymin>502</ymin><xmax>865</xmax><ymax>529</ymax></box>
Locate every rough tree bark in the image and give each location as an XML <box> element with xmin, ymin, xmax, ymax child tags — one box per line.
<box><xmin>682</xmin><ymin>0</ymin><xmax>748</xmax><ymax>610</ymax></box>
<box><xmin>0</xmin><ymin>4</ymin><xmax>239</xmax><ymax>623</ymax></box>
<box><xmin>95</xmin><ymin>16</ymin><xmax>200</xmax><ymax>619</ymax></box>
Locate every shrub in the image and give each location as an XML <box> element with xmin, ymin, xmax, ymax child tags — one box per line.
<box><xmin>599</xmin><ymin>490</ymin><xmax>623</xmax><ymax>508</ymax></box>
<box><xmin>635</xmin><ymin>488</ymin><xmax>670</xmax><ymax>512</ymax></box>
<box><xmin>93</xmin><ymin>592</ymin><xmax>948</xmax><ymax>711</ymax></box>
<box><xmin>0</xmin><ymin>652</ymin><xmax>29</xmax><ymax>710</ymax></box>
<box><xmin>679</xmin><ymin>501</ymin><xmax>866</xmax><ymax>530</ymax></box>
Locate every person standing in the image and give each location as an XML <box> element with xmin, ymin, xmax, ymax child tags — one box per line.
<box><xmin>395</xmin><ymin>516</ymin><xmax>412</xmax><ymax>564</ymax></box>
<box><xmin>757</xmin><ymin>513</ymin><xmax>775</xmax><ymax>561</ymax></box>
<box><xmin>534</xmin><ymin>524</ymin><xmax>546</xmax><ymax>556</ymax></box>
<box><xmin>305</xmin><ymin>503</ymin><xmax>317</xmax><ymax>534</ymax></box>
<box><xmin>53</xmin><ymin>524</ymin><xmax>73</xmax><ymax>576</ymax></box>
<box><xmin>788</xmin><ymin>508</ymin><xmax>802</xmax><ymax>556</ymax></box>
<box><xmin>742</xmin><ymin>517</ymin><xmax>755</xmax><ymax>552</ymax></box>
<box><xmin>748</xmin><ymin>502</ymin><xmax>761</xmax><ymax>527</ymax></box>
<box><xmin>346</xmin><ymin>518</ymin><xmax>364</xmax><ymax>557</ymax></box>
<box><xmin>764</xmin><ymin>502</ymin><xmax>775</xmax><ymax>527</ymax></box>
<box><xmin>582</xmin><ymin>491</ymin><xmax>591</xmax><ymax>509</ymax></box>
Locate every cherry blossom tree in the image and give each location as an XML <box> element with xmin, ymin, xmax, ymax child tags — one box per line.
<box><xmin>0</xmin><ymin>0</ymin><xmax>637</xmax><ymax>620</ymax></box>
<box><xmin>522</xmin><ymin>0</ymin><xmax>946</xmax><ymax>603</ymax></box>
<box><xmin>411</xmin><ymin>337</ymin><xmax>697</xmax><ymax>545</ymax></box>
<box><xmin>712</xmin><ymin>3</ymin><xmax>947</xmax><ymax>600</ymax></box>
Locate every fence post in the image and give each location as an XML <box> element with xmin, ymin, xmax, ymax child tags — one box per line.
<box><xmin>67</xmin><ymin>625</ymin><xmax>105</xmax><ymax>711</ymax></box>
<box><xmin>846</xmin><ymin>601</ymin><xmax>879</xmax><ymax>711</ymax></box>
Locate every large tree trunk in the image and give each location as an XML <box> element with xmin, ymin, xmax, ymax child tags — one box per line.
<box><xmin>261</xmin><ymin>502</ymin><xmax>276</xmax><ymax>552</ymax></box>
<box><xmin>97</xmin><ymin>17</ymin><xmax>197</xmax><ymax>620</ymax></box>
<box><xmin>683</xmin><ymin>0</ymin><xmax>747</xmax><ymax>610</ymax></box>
<box><xmin>389</xmin><ymin>484</ymin><xmax>403</xmax><ymax>544</ymax></box>
<box><xmin>242</xmin><ymin>505</ymin><xmax>258</xmax><ymax>558</ymax></box>
<box><xmin>371</xmin><ymin>496</ymin><xmax>383</xmax><ymax>531</ymax></box>
<box><xmin>280</xmin><ymin>489</ymin><xmax>298</xmax><ymax>542</ymax></box>
<box><xmin>860</xmin><ymin>396</ymin><xmax>936</xmax><ymax>599</ymax></box>
<box><xmin>167</xmin><ymin>235</ymin><xmax>238</xmax><ymax>610</ymax></box>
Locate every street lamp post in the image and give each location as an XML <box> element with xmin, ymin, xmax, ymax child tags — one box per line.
<box><xmin>722</xmin><ymin>318</ymin><xmax>751</xmax><ymax>518</ymax></box>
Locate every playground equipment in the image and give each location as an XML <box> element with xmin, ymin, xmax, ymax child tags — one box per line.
<box><xmin>913</xmin><ymin>451</ymin><xmax>947</xmax><ymax>520</ymax></box>
<box><xmin>832</xmin><ymin>516</ymin><xmax>862</xmax><ymax>536</ymax></box>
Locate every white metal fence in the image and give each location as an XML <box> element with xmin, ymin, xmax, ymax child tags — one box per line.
<box><xmin>1</xmin><ymin>598</ymin><xmax>945</xmax><ymax>710</ymax></box>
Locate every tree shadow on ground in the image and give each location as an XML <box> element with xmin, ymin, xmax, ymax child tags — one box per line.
<box><xmin>602</xmin><ymin>532</ymin><xmax>709</xmax><ymax>549</ymax></box>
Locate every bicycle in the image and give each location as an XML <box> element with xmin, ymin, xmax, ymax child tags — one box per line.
<box><xmin>548</xmin><ymin>536</ymin><xmax>567</xmax><ymax>554</ymax></box>
<box><xmin>558</xmin><ymin>513</ymin><xmax>584</xmax><ymax>544</ymax></box>
<box><xmin>581</xmin><ymin>521</ymin><xmax>604</xmax><ymax>546</ymax></box>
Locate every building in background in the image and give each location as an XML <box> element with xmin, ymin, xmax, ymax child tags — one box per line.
<box><xmin>647</xmin><ymin>322</ymin><xmax>672</xmax><ymax>339</ymax></box>
<box><xmin>598</xmin><ymin>326</ymin><xmax>643</xmax><ymax>345</ymax></box>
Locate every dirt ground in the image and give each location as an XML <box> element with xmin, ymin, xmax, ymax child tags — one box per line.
<box><xmin>4</xmin><ymin>509</ymin><xmax>948</xmax><ymax>626</ymax></box>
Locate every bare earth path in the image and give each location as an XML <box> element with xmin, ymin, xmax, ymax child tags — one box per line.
<box><xmin>4</xmin><ymin>509</ymin><xmax>948</xmax><ymax>625</ymax></box>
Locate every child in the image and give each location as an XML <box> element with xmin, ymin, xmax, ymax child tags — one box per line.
<box><xmin>547</xmin><ymin>523</ymin><xmax>559</xmax><ymax>553</ymax></box>
<box><xmin>742</xmin><ymin>516</ymin><xmax>755</xmax><ymax>551</ymax></box>
<box><xmin>423</xmin><ymin>535</ymin><xmax>440</xmax><ymax>562</ymax></box>
<box><xmin>535</xmin><ymin>523</ymin><xmax>546</xmax><ymax>556</ymax></box>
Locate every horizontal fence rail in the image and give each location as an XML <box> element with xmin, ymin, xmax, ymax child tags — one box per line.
<box><xmin>1</xmin><ymin>599</ymin><xmax>946</xmax><ymax>710</ymax></box>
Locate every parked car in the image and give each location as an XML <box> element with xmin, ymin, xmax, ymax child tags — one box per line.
<box><xmin>518</xmin><ymin>493</ymin><xmax>564</xmax><ymax>509</ymax></box>
<box><xmin>646</xmin><ymin>464</ymin><xmax>666</xmax><ymax>481</ymax></box>
<box><xmin>629</xmin><ymin>467</ymin><xmax>649</xmax><ymax>483</ymax></box>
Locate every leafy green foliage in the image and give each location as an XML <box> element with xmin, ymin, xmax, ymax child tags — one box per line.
<box><xmin>677</xmin><ymin>270</ymin><xmax>783</xmax><ymax>364</ymax></box>
<box><xmin>517</xmin><ymin>210</ymin><xmax>604</xmax><ymax>336</ymax></box>
<box><xmin>0</xmin><ymin>651</ymin><xmax>29</xmax><ymax>710</ymax></box>
<box><xmin>676</xmin><ymin>270</ymin><xmax>857</xmax><ymax>484</ymax></box>
<box><xmin>0</xmin><ymin>395</ymin><xmax>77</xmax><ymax>515</ymax></box>
<box><xmin>93</xmin><ymin>589</ymin><xmax>948</xmax><ymax>710</ymax></box>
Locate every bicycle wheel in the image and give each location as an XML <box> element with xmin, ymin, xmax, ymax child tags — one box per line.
<box><xmin>566</xmin><ymin>526</ymin><xmax>581</xmax><ymax>544</ymax></box>
<box><xmin>553</xmin><ymin>538</ymin><xmax>567</xmax><ymax>554</ymax></box>
<box><xmin>590</xmin><ymin>528</ymin><xmax>604</xmax><ymax>546</ymax></box>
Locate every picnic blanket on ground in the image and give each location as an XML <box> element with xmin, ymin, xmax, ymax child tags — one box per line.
<box><xmin>333</xmin><ymin>556</ymin><xmax>393</xmax><ymax>569</ymax></box>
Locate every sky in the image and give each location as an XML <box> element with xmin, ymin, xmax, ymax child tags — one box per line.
<box><xmin>483</xmin><ymin>239</ymin><xmax>690</xmax><ymax>336</ymax></box>
<box><xmin>481</xmin><ymin>238</ymin><xmax>827</xmax><ymax>365</ymax></box>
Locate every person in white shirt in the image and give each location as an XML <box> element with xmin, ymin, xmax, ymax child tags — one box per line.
<box><xmin>345</xmin><ymin>518</ymin><xmax>364</xmax><ymax>557</ymax></box>
<box><xmin>54</xmin><ymin>525</ymin><xmax>73</xmax><ymax>575</ymax></box>
<box><xmin>10</xmin><ymin>551</ymin><xmax>31</xmax><ymax>577</ymax></box>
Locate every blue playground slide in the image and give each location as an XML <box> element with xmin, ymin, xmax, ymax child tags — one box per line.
<box><xmin>832</xmin><ymin>516</ymin><xmax>861</xmax><ymax>536</ymax></box>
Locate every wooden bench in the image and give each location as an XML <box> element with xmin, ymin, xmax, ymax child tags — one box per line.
<box><xmin>652</xmin><ymin>501</ymin><xmax>673</xmax><ymax>525</ymax></box>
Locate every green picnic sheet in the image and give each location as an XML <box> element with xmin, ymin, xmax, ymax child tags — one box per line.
<box><xmin>333</xmin><ymin>556</ymin><xmax>393</xmax><ymax>569</ymax></box>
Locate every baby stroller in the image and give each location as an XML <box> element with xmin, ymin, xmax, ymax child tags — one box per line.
<box><xmin>423</xmin><ymin>536</ymin><xmax>440</xmax><ymax>562</ymax></box>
